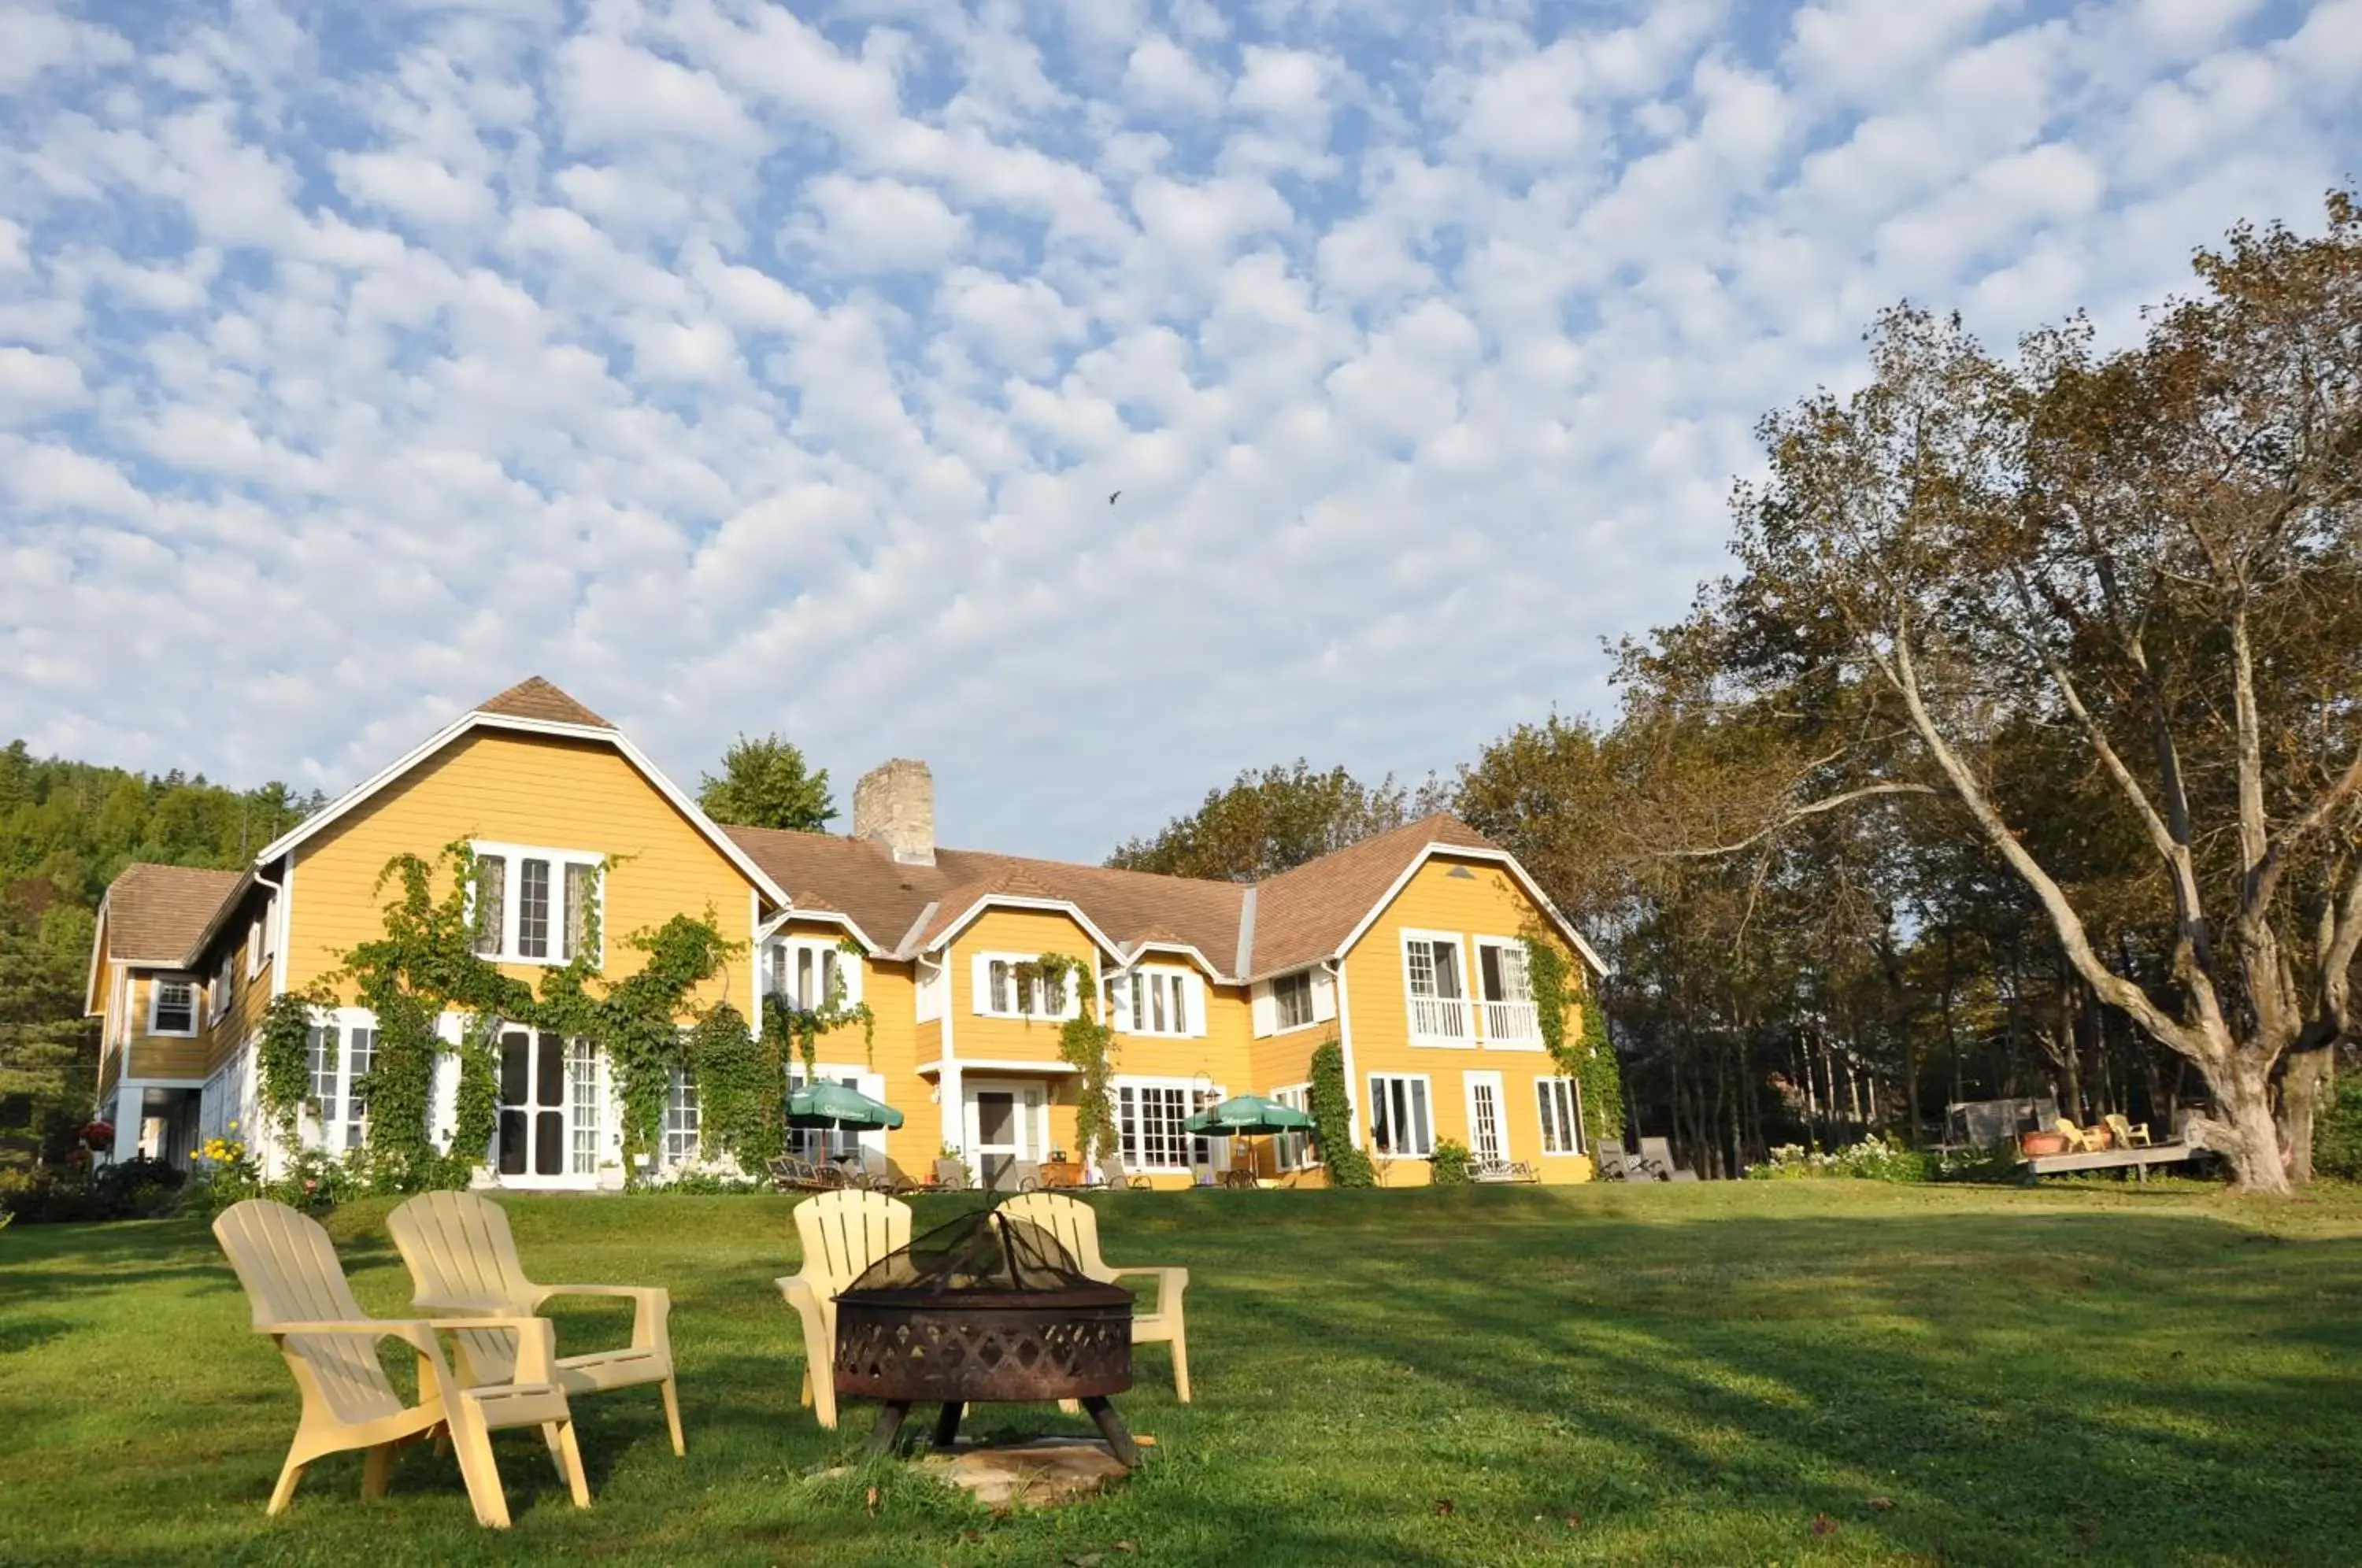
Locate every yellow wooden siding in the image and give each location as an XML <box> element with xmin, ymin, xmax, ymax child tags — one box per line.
<box><xmin>285</xmin><ymin>730</ymin><xmax>762</xmax><ymax>1015</ymax></box>
<box><xmin>121</xmin><ymin>971</ymin><xmax>209</xmax><ymax>1080</ymax></box>
<box><xmin>1341</xmin><ymin>855</ymin><xmax>1593</xmax><ymax>1185</ymax></box>
<box><xmin>947</xmin><ymin>908</ymin><xmax>1104</xmax><ymax>1067</ymax></box>
<box><xmin>198</xmin><ymin>909</ymin><xmax>276</xmax><ymax>1078</ymax></box>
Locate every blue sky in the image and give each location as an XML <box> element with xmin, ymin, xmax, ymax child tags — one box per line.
<box><xmin>2</xmin><ymin>0</ymin><xmax>2356</xmax><ymax>860</ymax></box>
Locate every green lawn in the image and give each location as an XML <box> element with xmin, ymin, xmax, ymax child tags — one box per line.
<box><xmin>4</xmin><ymin>1182</ymin><xmax>2360</xmax><ymax>1567</ymax></box>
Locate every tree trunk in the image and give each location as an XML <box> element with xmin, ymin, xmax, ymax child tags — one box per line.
<box><xmin>2278</xmin><ymin>1044</ymin><xmax>2334</xmax><ymax>1186</ymax></box>
<box><xmin>2194</xmin><ymin>1048</ymin><xmax>2294</xmax><ymax>1195</ymax></box>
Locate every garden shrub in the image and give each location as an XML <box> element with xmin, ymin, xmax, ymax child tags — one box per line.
<box><xmin>1428</xmin><ymin>1139</ymin><xmax>1474</xmax><ymax>1185</ymax></box>
<box><xmin>2316</xmin><ymin>1075</ymin><xmax>2362</xmax><ymax>1182</ymax></box>
<box><xmin>1</xmin><ymin>1156</ymin><xmax>186</xmax><ymax>1222</ymax></box>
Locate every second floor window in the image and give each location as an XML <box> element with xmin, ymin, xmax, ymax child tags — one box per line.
<box><xmin>1272</xmin><ymin>971</ymin><xmax>1316</xmax><ymax>1030</ymax></box>
<box><xmin>772</xmin><ymin>938</ymin><xmax>860</xmax><ymax>1011</ymax></box>
<box><xmin>150</xmin><ymin>978</ymin><xmax>196</xmax><ymax>1035</ymax></box>
<box><xmin>472</xmin><ymin>844</ymin><xmax>602</xmax><ymax>966</ymax></box>
<box><xmin>976</xmin><ymin>955</ymin><xmax>1075</xmax><ymax>1020</ymax></box>
<box><xmin>1106</xmin><ymin>968</ymin><xmax>1198</xmax><ymax>1037</ymax></box>
<box><xmin>1401</xmin><ymin>935</ymin><xmax>1470</xmax><ymax>1041</ymax></box>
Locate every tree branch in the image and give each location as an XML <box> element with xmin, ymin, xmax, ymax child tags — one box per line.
<box><xmin>1663</xmin><ymin>782</ymin><xmax>1938</xmax><ymax>858</ymax></box>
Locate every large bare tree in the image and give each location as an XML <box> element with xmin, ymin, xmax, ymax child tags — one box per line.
<box><xmin>1720</xmin><ymin>195</ymin><xmax>2362</xmax><ymax>1191</ymax></box>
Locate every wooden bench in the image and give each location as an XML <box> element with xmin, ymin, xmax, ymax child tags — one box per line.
<box><xmin>1471</xmin><ymin>1159</ymin><xmax>1539</xmax><ymax>1184</ymax></box>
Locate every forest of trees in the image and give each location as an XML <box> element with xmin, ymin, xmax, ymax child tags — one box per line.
<box><xmin>0</xmin><ymin>742</ymin><xmax>320</xmax><ymax>1165</ymax></box>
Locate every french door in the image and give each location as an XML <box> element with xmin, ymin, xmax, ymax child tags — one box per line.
<box><xmin>1464</xmin><ymin>1071</ymin><xmax>1505</xmax><ymax>1167</ymax></box>
<box><xmin>497</xmin><ymin>1028</ymin><xmax>596</xmax><ymax>1185</ymax></box>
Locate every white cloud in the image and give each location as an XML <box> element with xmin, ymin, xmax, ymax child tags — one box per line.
<box><xmin>790</xmin><ymin>174</ymin><xmax>971</xmax><ymax>274</ymax></box>
<box><xmin>0</xmin><ymin>0</ymin><xmax>2356</xmax><ymax>858</ymax></box>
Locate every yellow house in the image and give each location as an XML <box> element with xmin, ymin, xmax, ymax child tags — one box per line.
<box><xmin>87</xmin><ymin>678</ymin><xmax>1611</xmax><ymax>1191</ymax></box>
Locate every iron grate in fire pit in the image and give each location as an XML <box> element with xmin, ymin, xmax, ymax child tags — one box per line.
<box><xmin>830</xmin><ymin>1204</ymin><xmax>1142</xmax><ymax>1464</ymax></box>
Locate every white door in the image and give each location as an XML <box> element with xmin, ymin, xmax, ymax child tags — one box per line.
<box><xmin>1464</xmin><ymin>1071</ymin><xmax>1505</xmax><ymax>1167</ymax></box>
<box><xmin>496</xmin><ymin>1028</ymin><xmax>594</xmax><ymax>1187</ymax></box>
<box><xmin>964</xmin><ymin>1082</ymin><xmax>1042</xmax><ymax>1192</ymax></box>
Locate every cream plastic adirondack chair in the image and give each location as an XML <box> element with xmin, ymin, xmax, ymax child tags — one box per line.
<box><xmin>387</xmin><ymin>1190</ymin><xmax>684</xmax><ymax>1456</ymax></box>
<box><xmin>213</xmin><ymin>1199</ymin><xmax>589</xmax><ymax>1529</ymax></box>
<box><xmin>1001</xmin><ymin>1191</ymin><xmax>1191</xmax><ymax>1403</ymax></box>
<box><xmin>776</xmin><ymin>1189</ymin><xmax>910</xmax><ymax>1429</ymax></box>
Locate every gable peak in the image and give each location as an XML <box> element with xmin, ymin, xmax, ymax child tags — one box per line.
<box><xmin>472</xmin><ymin>676</ymin><xmax>611</xmax><ymax>729</ymax></box>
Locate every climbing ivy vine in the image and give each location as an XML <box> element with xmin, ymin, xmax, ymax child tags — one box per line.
<box><xmin>254</xmin><ymin>989</ymin><xmax>328</xmax><ymax>1139</ymax></box>
<box><xmin>1308</xmin><ymin>1037</ymin><xmax>1375</xmax><ymax>1187</ymax></box>
<box><xmin>327</xmin><ymin>841</ymin><xmax>740</xmax><ymax>1190</ymax></box>
<box><xmin>1523</xmin><ymin>925</ymin><xmax>1625</xmax><ymax>1157</ymax></box>
<box><xmin>1031</xmin><ymin>952</ymin><xmax>1116</xmax><ymax>1170</ymax></box>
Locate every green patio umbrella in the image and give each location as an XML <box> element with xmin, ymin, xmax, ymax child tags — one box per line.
<box><xmin>1184</xmin><ymin>1093</ymin><xmax>1315</xmax><ymax>1185</ymax></box>
<box><xmin>1183</xmin><ymin>1093</ymin><xmax>1314</xmax><ymax>1136</ymax></box>
<box><xmin>787</xmin><ymin>1079</ymin><xmax>905</xmax><ymax>1131</ymax></box>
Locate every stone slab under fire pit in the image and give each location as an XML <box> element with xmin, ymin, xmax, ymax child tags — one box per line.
<box><xmin>805</xmin><ymin>1437</ymin><xmax>1132</xmax><ymax>1510</ymax></box>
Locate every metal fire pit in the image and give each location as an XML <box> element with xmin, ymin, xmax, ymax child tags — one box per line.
<box><xmin>831</xmin><ymin>1209</ymin><xmax>1142</xmax><ymax>1464</ymax></box>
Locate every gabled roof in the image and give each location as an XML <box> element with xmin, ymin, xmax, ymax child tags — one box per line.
<box><xmin>475</xmin><ymin>675</ymin><xmax>609</xmax><ymax>727</ymax></box>
<box><xmin>723</xmin><ymin>827</ymin><xmax>1248</xmax><ymax>969</ymax></box>
<box><xmin>724</xmin><ymin>810</ymin><xmax>1608</xmax><ymax>982</ymax></box>
<box><xmin>250</xmin><ymin>677</ymin><xmax>791</xmax><ymax>908</ymax></box>
<box><xmin>101</xmin><ymin>864</ymin><xmax>245</xmax><ymax>965</ymax></box>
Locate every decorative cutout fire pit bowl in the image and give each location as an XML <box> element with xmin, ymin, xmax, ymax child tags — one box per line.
<box><xmin>832</xmin><ymin>1204</ymin><xmax>1140</xmax><ymax>1465</ymax></box>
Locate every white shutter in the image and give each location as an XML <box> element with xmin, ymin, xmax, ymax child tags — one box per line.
<box><xmin>839</xmin><ymin>949</ymin><xmax>864</xmax><ymax>1006</ymax></box>
<box><xmin>1311</xmin><ymin>970</ymin><xmax>1337</xmax><ymax>1023</ymax></box>
<box><xmin>1187</xmin><ymin>973</ymin><xmax>1207</xmax><ymax>1037</ymax></box>
<box><xmin>1250</xmin><ymin>982</ymin><xmax>1275</xmax><ymax>1037</ymax></box>
<box><xmin>972</xmin><ymin>954</ymin><xmax>994</xmax><ymax>1015</ymax></box>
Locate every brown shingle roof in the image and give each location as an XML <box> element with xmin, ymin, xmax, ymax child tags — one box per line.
<box><xmin>723</xmin><ymin>812</ymin><xmax>1512</xmax><ymax>982</ymax></box>
<box><xmin>105</xmin><ymin>864</ymin><xmax>245</xmax><ymax>965</ymax></box>
<box><xmin>473</xmin><ymin>676</ymin><xmax>610</xmax><ymax>728</ymax></box>
<box><xmin>1248</xmin><ymin>814</ymin><xmax>1503</xmax><ymax>978</ymax></box>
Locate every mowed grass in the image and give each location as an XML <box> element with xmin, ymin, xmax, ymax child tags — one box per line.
<box><xmin>5</xmin><ymin>1182</ymin><xmax>2362</xmax><ymax>1568</ymax></box>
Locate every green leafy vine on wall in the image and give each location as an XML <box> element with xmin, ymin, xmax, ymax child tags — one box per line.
<box><xmin>254</xmin><ymin>989</ymin><xmax>328</xmax><ymax>1139</ymax></box>
<box><xmin>1522</xmin><ymin>925</ymin><xmax>1625</xmax><ymax>1158</ymax></box>
<box><xmin>1031</xmin><ymin>952</ymin><xmax>1116</xmax><ymax>1170</ymax></box>
<box><xmin>1308</xmin><ymin>1037</ymin><xmax>1375</xmax><ymax>1187</ymax></box>
<box><xmin>328</xmin><ymin>841</ymin><xmax>739</xmax><ymax>1190</ymax></box>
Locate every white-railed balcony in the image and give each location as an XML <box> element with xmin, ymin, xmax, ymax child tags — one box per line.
<box><xmin>1481</xmin><ymin>999</ymin><xmax>1541</xmax><ymax>1045</ymax></box>
<box><xmin>1409</xmin><ymin>994</ymin><xmax>1474</xmax><ymax>1042</ymax></box>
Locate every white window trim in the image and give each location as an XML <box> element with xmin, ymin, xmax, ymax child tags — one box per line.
<box><xmin>1367</xmin><ymin>1071</ymin><xmax>1437</xmax><ymax>1158</ymax></box>
<box><xmin>971</xmin><ymin>951</ymin><xmax>1082</xmax><ymax>1021</ymax></box>
<box><xmin>1105</xmin><ymin>965</ymin><xmax>1205</xmax><ymax>1039</ymax></box>
<box><xmin>208</xmin><ymin>951</ymin><xmax>236</xmax><ymax>1025</ymax></box>
<box><xmin>146</xmin><ymin>974</ymin><xmax>199</xmax><ymax>1037</ymax></box>
<box><xmin>1269</xmin><ymin>971</ymin><xmax>1320</xmax><ymax>1034</ymax></box>
<box><xmin>769</xmin><ymin>936</ymin><xmax>864</xmax><ymax>1010</ymax></box>
<box><xmin>470</xmin><ymin>841</ymin><xmax>605</xmax><ymax>967</ymax></box>
<box><xmin>1272</xmin><ymin>1082</ymin><xmax>1319</xmax><ymax>1170</ymax></box>
<box><xmin>1472</xmin><ymin>935</ymin><xmax>1546</xmax><ymax>1050</ymax></box>
<box><xmin>305</xmin><ymin>1008</ymin><xmax>379</xmax><ymax>1153</ymax></box>
<box><xmin>246</xmin><ymin>911</ymin><xmax>269</xmax><ymax>979</ymax></box>
<box><xmin>1113</xmin><ymin>1074</ymin><xmax>1227</xmax><ymax>1174</ymax></box>
<box><xmin>1537</xmin><ymin>1075</ymin><xmax>1586</xmax><ymax>1156</ymax></box>
<box><xmin>1399</xmin><ymin>928</ymin><xmax>1475</xmax><ymax>1048</ymax></box>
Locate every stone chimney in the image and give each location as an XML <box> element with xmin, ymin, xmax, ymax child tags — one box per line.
<box><xmin>853</xmin><ymin>759</ymin><xmax>935</xmax><ymax>866</ymax></box>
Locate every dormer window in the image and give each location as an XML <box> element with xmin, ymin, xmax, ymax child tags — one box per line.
<box><xmin>1103</xmin><ymin>967</ymin><xmax>1202</xmax><ymax>1037</ymax></box>
<box><xmin>770</xmin><ymin>937</ymin><xmax>862</xmax><ymax>1011</ymax></box>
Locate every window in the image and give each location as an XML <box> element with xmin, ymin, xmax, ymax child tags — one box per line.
<box><xmin>1274</xmin><ymin>1084</ymin><xmax>1317</xmax><ymax>1170</ymax></box>
<box><xmin>308</xmin><ymin>1018</ymin><xmax>377</xmax><ymax>1150</ymax></box>
<box><xmin>1116</xmin><ymin>1079</ymin><xmax>1225</xmax><ymax>1171</ymax></box>
<box><xmin>772</xmin><ymin>937</ymin><xmax>861</xmax><ymax>1011</ymax></box>
<box><xmin>1273</xmin><ymin>971</ymin><xmax>1316</xmax><ymax>1031</ymax></box>
<box><xmin>472</xmin><ymin>857</ymin><xmax>506</xmax><ymax>956</ymax></box>
<box><xmin>1475</xmin><ymin>939</ymin><xmax>1540</xmax><ymax>1044</ymax></box>
<box><xmin>1401</xmin><ymin>933</ymin><xmax>1471</xmax><ymax>1042</ymax></box>
<box><xmin>1537</xmin><ymin>1078</ymin><xmax>1584</xmax><ymax>1155</ymax></box>
<box><xmin>210</xmin><ymin>949</ymin><xmax>237</xmax><ymax>1024</ymax></box>
<box><xmin>975</xmin><ymin>954</ymin><xmax>1075</xmax><ymax>1020</ymax></box>
<box><xmin>662</xmin><ymin>1070</ymin><xmax>699</xmax><ymax>1166</ymax></box>
<box><xmin>568</xmin><ymin>1038</ymin><xmax>598</xmax><ymax>1174</ymax></box>
<box><xmin>150</xmin><ymin>978</ymin><xmax>197</xmax><ymax>1035</ymax></box>
<box><xmin>1368</xmin><ymin>1073</ymin><xmax>1434</xmax><ymax>1157</ymax></box>
<box><xmin>470</xmin><ymin>844</ymin><xmax>602</xmax><ymax>965</ymax></box>
<box><xmin>1106</xmin><ymin>967</ymin><xmax>1198</xmax><ymax>1037</ymax></box>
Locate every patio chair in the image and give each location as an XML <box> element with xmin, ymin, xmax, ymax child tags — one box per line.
<box><xmin>213</xmin><ymin>1199</ymin><xmax>588</xmax><ymax>1529</ymax></box>
<box><xmin>932</xmin><ymin>1157</ymin><xmax>971</xmax><ymax>1190</ymax></box>
<box><xmin>1001</xmin><ymin>1192</ymin><xmax>1190</xmax><ymax>1403</ymax></box>
<box><xmin>768</xmin><ymin>1153</ymin><xmax>831</xmax><ymax>1191</ymax></box>
<box><xmin>1594</xmin><ymin>1145</ymin><xmax>1646</xmax><ymax>1182</ymax></box>
<box><xmin>2105</xmin><ymin>1113</ymin><xmax>2154</xmax><ymax>1148</ymax></box>
<box><xmin>1004</xmin><ymin>1158</ymin><xmax>1041</xmax><ymax>1193</ymax></box>
<box><xmin>776</xmin><ymin>1189</ymin><xmax>911</xmax><ymax>1429</ymax></box>
<box><xmin>387</xmin><ymin>1191</ymin><xmax>683</xmax><ymax>1457</ymax></box>
<box><xmin>2054</xmin><ymin>1117</ymin><xmax>2098</xmax><ymax>1152</ymax></box>
<box><xmin>1638</xmin><ymin>1137</ymin><xmax>1692</xmax><ymax>1180</ymax></box>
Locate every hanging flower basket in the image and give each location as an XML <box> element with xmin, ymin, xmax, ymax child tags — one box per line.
<box><xmin>79</xmin><ymin>1119</ymin><xmax>116</xmax><ymax>1152</ymax></box>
